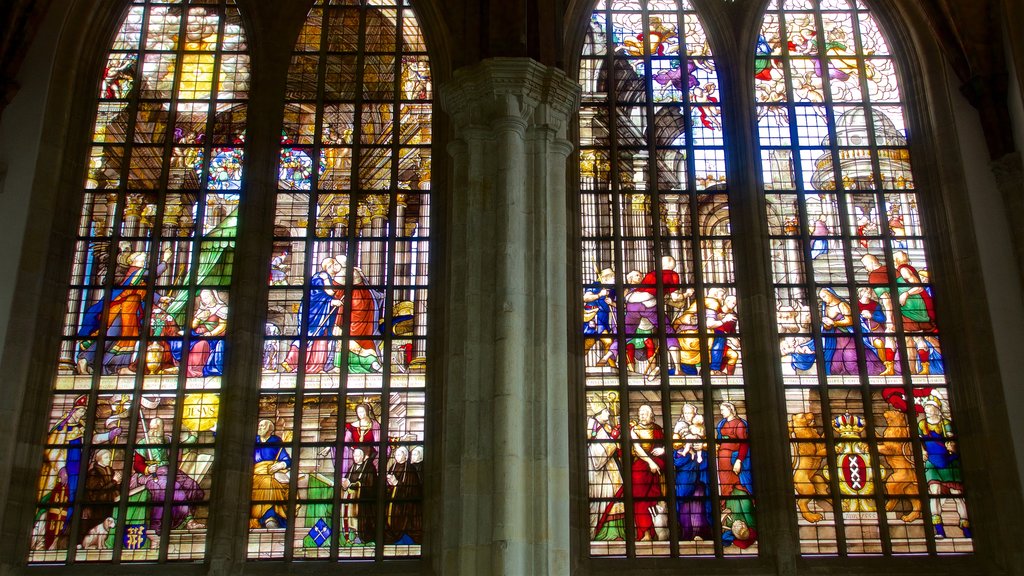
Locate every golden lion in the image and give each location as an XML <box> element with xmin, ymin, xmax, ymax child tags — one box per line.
<box><xmin>790</xmin><ymin>412</ymin><xmax>829</xmax><ymax>523</ymax></box>
<box><xmin>876</xmin><ymin>409</ymin><xmax>922</xmax><ymax>522</ymax></box>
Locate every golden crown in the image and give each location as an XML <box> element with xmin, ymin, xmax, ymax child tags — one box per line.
<box><xmin>832</xmin><ymin>413</ymin><xmax>866</xmax><ymax>438</ymax></box>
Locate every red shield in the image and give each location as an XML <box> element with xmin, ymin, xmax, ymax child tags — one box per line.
<box><xmin>840</xmin><ymin>453</ymin><xmax>868</xmax><ymax>491</ymax></box>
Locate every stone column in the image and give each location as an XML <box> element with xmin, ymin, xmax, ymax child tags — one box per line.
<box><xmin>438</xmin><ymin>58</ymin><xmax>579</xmax><ymax>576</ymax></box>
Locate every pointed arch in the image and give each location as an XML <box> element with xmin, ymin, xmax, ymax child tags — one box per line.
<box><xmin>755</xmin><ymin>0</ymin><xmax>974</xmax><ymax>555</ymax></box>
<box><xmin>249</xmin><ymin>0</ymin><xmax>431</xmax><ymax>561</ymax></box>
<box><xmin>577</xmin><ymin>0</ymin><xmax>758</xmax><ymax>558</ymax></box>
<box><xmin>28</xmin><ymin>0</ymin><xmax>250</xmax><ymax>563</ymax></box>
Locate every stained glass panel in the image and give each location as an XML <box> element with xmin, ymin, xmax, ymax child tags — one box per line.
<box><xmin>756</xmin><ymin>0</ymin><xmax>972</xmax><ymax>556</ymax></box>
<box><xmin>29</xmin><ymin>0</ymin><xmax>248</xmax><ymax>563</ymax></box>
<box><xmin>252</xmin><ymin>0</ymin><xmax>429</xmax><ymax>561</ymax></box>
<box><xmin>580</xmin><ymin>0</ymin><xmax>755</xmax><ymax>558</ymax></box>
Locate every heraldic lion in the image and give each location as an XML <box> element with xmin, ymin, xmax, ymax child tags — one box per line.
<box><xmin>790</xmin><ymin>412</ymin><xmax>829</xmax><ymax>523</ymax></box>
<box><xmin>876</xmin><ymin>409</ymin><xmax>922</xmax><ymax>522</ymax></box>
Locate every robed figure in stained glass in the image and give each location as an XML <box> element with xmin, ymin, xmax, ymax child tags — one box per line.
<box><xmin>715</xmin><ymin>402</ymin><xmax>752</xmax><ymax>497</ymax></box>
<box><xmin>148</xmin><ymin>295</ymin><xmax>183</xmax><ymax>374</ymax></box>
<box><xmin>185</xmin><ymin>289</ymin><xmax>228</xmax><ymax>377</ymax></box>
<box><xmin>34</xmin><ymin>396</ymin><xmax>122</xmax><ymax>550</ymax></box>
<box><xmin>129</xmin><ymin>417</ymin><xmax>204</xmax><ymax>539</ymax></box>
<box><xmin>667</xmin><ymin>290</ymin><xmax>702</xmax><ymax>376</ymax></box>
<box><xmin>706</xmin><ymin>289</ymin><xmax>740</xmax><ymax>375</ymax></box>
<box><xmin>282</xmin><ymin>257</ymin><xmax>343</xmax><ymax>374</ymax></box>
<box><xmin>76</xmin><ymin>249</ymin><xmax>171</xmax><ymax>375</ymax></box>
<box><xmin>584</xmin><ymin>268</ymin><xmax>618</xmax><ymax>366</ymax></box>
<box><xmin>342</xmin><ymin>403</ymin><xmax>380</xmax><ymax>479</ymax></box>
<box><xmin>588</xmin><ymin>399</ymin><xmax>625</xmax><ymax>541</ymax></box>
<box><xmin>80</xmin><ymin>449</ymin><xmax>121</xmax><ymax>547</ymax></box>
<box><xmin>861</xmin><ymin>253</ymin><xmax>900</xmax><ymax>375</ymax></box>
<box><xmin>630</xmin><ymin>405</ymin><xmax>665</xmax><ymax>541</ymax></box>
<box><xmin>340</xmin><ymin>447</ymin><xmax>376</xmax><ymax>545</ymax></box>
<box><xmin>716</xmin><ymin>402</ymin><xmax>756</xmax><ymax>548</ymax></box>
<box><xmin>790</xmin><ymin>288</ymin><xmax>885</xmax><ymax>375</ymax></box>
<box><xmin>673</xmin><ymin>403</ymin><xmax>712</xmax><ymax>541</ymax></box>
<box><xmin>334</xmin><ymin>261</ymin><xmax>382</xmax><ymax>374</ymax></box>
<box><xmin>251</xmin><ymin>419</ymin><xmax>291</xmax><ymax>529</ymax></box>
<box><xmin>623</xmin><ymin>257</ymin><xmax>680</xmax><ymax>376</ymax></box>
<box><xmin>894</xmin><ymin>251</ymin><xmax>943</xmax><ymax>375</ymax></box>
<box><xmin>919</xmin><ymin>400</ymin><xmax>968</xmax><ymax>538</ymax></box>
<box><xmin>384</xmin><ymin>446</ymin><xmax>422</xmax><ymax>545</ymax></box>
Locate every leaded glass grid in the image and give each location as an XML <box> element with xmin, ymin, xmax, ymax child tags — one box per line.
<box><xmin>755</xmin><ymin>0</ymin><xmax>973</xmax><ymax>556</ymax></box>
<box><xmin>250</xmin><ymin>0</ymin><xmax>430</xmax><ymax>560</ymax></box>
<box><xmin>579</xmin><ymin>0</ymin><xmax>756</xmax><ymax>558</ymax></box>
<box><xmin>29</xmin><ymin>0</ymin><xmax>249</xmax><ymax>563</ymax></box>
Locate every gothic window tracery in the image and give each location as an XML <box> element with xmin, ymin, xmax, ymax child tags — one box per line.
<box><xmin>251</xmin><ymin>0</ymin><xmax>430</xmax><ymax>560</ymax></box>
<box><xmin>19</xmin><ymin>0</ymin><xmax>986</xmax><ymax>568</ymax></box>
<box><xmin>577</xmin><ymin>0</ymin><xmax>976</xmax><ymax>561</ymax></box>
<box><xmin>30</xmin><ymin>0</ymin><xmax>249</xmax><ymax>563</ymax></box>
<box><xmin>757</xmin><ymin>0</ymin><xmax>972</xmax><ymax>555</ymax></box>
<box><xmin>579</xmin><ymin>0</ymin><xmax>756</xmax><ymax>558</ymax></box>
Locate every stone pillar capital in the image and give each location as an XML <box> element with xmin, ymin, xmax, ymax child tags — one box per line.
<box><xmin>440</xmin><ymin>58</ymin><xmax>581</xmax><ymax>139</ymax></box>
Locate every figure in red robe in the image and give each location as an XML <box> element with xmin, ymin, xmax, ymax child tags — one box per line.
<box><xmin>630</xmin><ymin>405</ymin><xmax>665</xmax><ymax>541</ymax></box>
<box><xmin>715</xmin><ymin>402</ymin><xmax>752</xmax><ymax>497</ymax></box>
<box><xmin>333</xmin><ymin>262</ymin><xmax>381</xmax><ymax>373</ymax></box>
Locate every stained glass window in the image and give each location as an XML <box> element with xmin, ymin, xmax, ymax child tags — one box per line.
<box><xmin>579</xmin><ymin>0</ymin><xmax>755</xmax><ymax>558</ymax></box>
<box><xmin>251</xmin><ymin>0</ymin><xmax>430</xmax><ymax>560</ymax></box>
<box><xmin>756</xmin><ymin>0</ymin><xmax>972</xmax><ymax>555</ymax></box>
<box><xmin>29</xmin><ymin>0</ymin><xmax>248</xmax><ymax>563</ymax></box>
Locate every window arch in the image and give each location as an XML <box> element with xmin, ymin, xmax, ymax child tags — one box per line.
<box><xmin>250</xmin><ymin>0</ymin><xmax>431</xmax><ymax>561</ymax></box>
<box><xmin>756</xmin><ymin>0</ymin><xmax>973</xmax><ymax>555</ymax></box>
<box><xmin>578</xmin><ymin>0</ymin><xmax>756</xmax><ymax>558</ymax></box>
<box><xmin>10</xmin><ymin>0</ymin><xmax>1013</xmax><ymax>571</ymax></box>
<box><xmin>29</xmin><ymin>0</ymin><xmax>249</xmax><ymax>563</ymax></box>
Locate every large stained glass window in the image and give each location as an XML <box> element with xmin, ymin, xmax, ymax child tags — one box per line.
<box><xmin>579</xmin><ymin>0</ymin><xmax>755</xmax><ymax>558</ymax></box>
<box><xmin>30</xmin><ymin>0</ymin><xmax>248</xmax><ymax>563</ymax></box>
<box><xmin>251</xmin><ymin>0</ymin><xmax>430</xmax><ymax>560</ymax></box>
<box><xmin>757</xmin><ymin>0</ymin><xmax>972</xmax><ymax>555</ymax></box>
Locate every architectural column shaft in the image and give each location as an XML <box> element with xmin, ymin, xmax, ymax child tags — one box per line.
<box><xmin>491</xmin><ymin>116</ymin><xmax>529</xmax><ymax>574</ymax></box>
<box><xmin>529</xmin><ymin>123</ymin><xmax>573</xmax><ymax>575</ymax></box>
<box><xmin>439</xmin><ymin>58</ymin><xmax>579</xmax><ymax>576</ymax></box>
